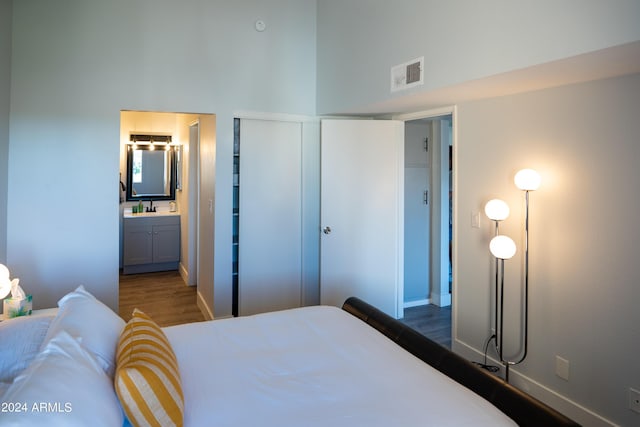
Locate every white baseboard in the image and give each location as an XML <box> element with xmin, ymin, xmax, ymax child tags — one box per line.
<box><xmin>178</xmin><ymin>263</ymin><xmax>189</xmax><ymax>285</ymax></box>
<box><xmin>178</xmin><ymin>262</ymin><xmax>197</xmax><ymax>287</ymax></box>
<box><xmin>431</xmin><ymin>292</ymin><xmax>451</xmax><ymax>307</ymax></box>
<box><xmin>403</xmin><ymin>298</ymin><xmax>430</xmax><ymax>308</ymax></box>
<box><xmin>452</xmin><ymin>339</ymin><xmax>616</xmax><ymax>427</ymax></box>
<box><xmin>440</xmin><ymin>293</ymin><xmax>451</xmax><ymax>307</ymax></box>
<box><xmin>196</xmin><ymin>291</ymin><xmax>214</xmax><ymax>321</ymax></box>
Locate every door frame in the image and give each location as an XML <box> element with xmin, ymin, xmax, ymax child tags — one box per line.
<box><xmin>394</xmin><ymin>106</ymin><xmax>458</xmax><ymax>335</ymax></box>
<box><xmin>187</xmin><ymin>120</ymin><xmax>200</xmax><ymax>287</ymax></box>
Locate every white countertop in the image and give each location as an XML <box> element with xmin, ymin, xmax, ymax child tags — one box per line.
<box><xmin>123</xmin><ymin>210</ymin><xmax>180</xmax><ymax>218</ymax></box>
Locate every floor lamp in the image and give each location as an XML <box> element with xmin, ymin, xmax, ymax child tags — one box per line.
<box><xmin>485</xmin><ymin>169</ymin><xmax>540</xmax><ymax>382</ymax></box>
<box><xmin>507</xmin><ymin>168</ymin><xmax>541</xmax><ymax>380</ymax></box>
<box><xmin>484</xmin><ymin>199</ymin><xmax>510</xmax><ymax>360</ymax></box>
<box><xmin>489</xmin><ymin>235</ymin><xmax>517</xmax><ymax>381</ymax></box>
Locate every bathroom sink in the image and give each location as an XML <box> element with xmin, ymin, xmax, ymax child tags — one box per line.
<box><xmin>124</xmin><ymin>211</ymin><xmax>179</xmax><ymax>218</ymax></box>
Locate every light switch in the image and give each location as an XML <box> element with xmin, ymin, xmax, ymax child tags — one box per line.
<box><xmin>471</xmin><ymin>211</ymin><xmax>481</xmax><ymax>228</ymax></box>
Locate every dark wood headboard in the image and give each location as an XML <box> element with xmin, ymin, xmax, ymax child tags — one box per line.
<box><xmin>341</xmin><ymin>297</ymin><xmax>580</xmax><ymax>427</ymax></box>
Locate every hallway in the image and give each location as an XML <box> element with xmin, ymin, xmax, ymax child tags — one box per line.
<box><xmin>119</xmin><ymin>270</ymin><xmax>205</xmax><ymax>327</ymax></box>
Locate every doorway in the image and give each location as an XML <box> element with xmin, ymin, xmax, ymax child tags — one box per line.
<box><xmin>186</xmin><ymin>122</ymin><xmax>200</xmax><ymax>286</ymax></box>
<box><xmin>118</xmin><ymin>111</ymin><xmax>216</xmax><ymax>321</ymax></box>
<box><xmin>401</xmin><ymin>112</ymin><xmax>453</xmax><ymax>344</ymax></box>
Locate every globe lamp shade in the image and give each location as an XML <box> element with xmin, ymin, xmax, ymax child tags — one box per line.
<box><xmin>514</xmin><ymin>169</ymin><xmax>541</xmax><ymax>191</ymax></box>
<box><xmin>489</xmin><ymin>235</ymin><xmax>517</xmax><ymax>260</ymax></box>
<box><xmin>484</xmin><ymin>199</ymin><xmax>510</xmax><ymax>221</ymax></box>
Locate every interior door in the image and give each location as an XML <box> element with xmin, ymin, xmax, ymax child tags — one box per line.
<box><xmin>320</xmin><ymin>119</ymin><xmax>404</xmax><ymax>319</ymax></box>
<box><xmin>238</xmin><ymin>119</ymin><xmax>302</xmax><ymax>316</ymax></box>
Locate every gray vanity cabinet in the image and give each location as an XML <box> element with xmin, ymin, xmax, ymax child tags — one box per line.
<box><xmin>123</xmin><ymin>215</ymin><xmax>180</xmax><ymax>274</ymax></box>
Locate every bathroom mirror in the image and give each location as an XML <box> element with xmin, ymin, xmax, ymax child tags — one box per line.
<box><xmin>125</xmin><ymin>145</ymin><xmax>176</xmax><ymax>201</ymax></box>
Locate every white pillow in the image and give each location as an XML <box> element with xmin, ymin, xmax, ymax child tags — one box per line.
<box><xmin>0</xmin><ymin>314</ymin><xmax>54</xmax><ymax>383</ymax></box>
<box><xmin>1</xmin><ymin>330</ymin><xmax>124</xmax><ymax>427</ymax></box>
<box><xmin>41</xmin><ymin>285</ymin><xmax>125</xmax><ymax>377</ymax></box>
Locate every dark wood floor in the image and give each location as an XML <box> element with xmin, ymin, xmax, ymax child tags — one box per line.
<box><xmin>400</xmin><ymin>303</ymin><xmax>452</xmax><ymax>349</ymax></box>
<box><xmin>119</xmin><ymin>270</ymin><xmax>205</xmax><ymax>327</ymax></box>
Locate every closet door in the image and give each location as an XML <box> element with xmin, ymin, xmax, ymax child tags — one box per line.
<box><xmin>238</xmin><ymin>119</ymin><xmax>302</xmax><ymax>316</ymax></box>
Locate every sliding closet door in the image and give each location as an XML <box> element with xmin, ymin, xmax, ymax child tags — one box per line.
<box><xmin>238</xmin><ymin>119</ymin><xmax>302</xmax><ymax>316</ymax></box>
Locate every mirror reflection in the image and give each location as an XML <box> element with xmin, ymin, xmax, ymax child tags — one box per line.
<box><xmin>126</xmin><ymin>145</ymin><xmax>176</xmax><ymax>201</ymax></box>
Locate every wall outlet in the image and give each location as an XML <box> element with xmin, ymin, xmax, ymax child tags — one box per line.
<box><xmin>555</xmin><ymin>356</ymin><xmax>570</xmax><ymax>381</ymax></box>
<box><xmin>629</xmin><ymin>388</ymin><xmax>640</xmax><ymax>414</ymax></box>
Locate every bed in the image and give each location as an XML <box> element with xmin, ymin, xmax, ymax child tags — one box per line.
<box><xmin>0</xmin><ymin>286</ymin><xmax>579</xmax><ymax>427</ymax></box>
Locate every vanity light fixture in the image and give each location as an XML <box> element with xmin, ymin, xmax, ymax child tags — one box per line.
<box><xmin>129</xmin><ymin>134</ymin><xmax>172</xmax><ymax>145</ymax></box>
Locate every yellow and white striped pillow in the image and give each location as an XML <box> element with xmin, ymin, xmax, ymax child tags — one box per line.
<box><xmin>115</xmin><ymin>309</ymin><xmax>184</xmax><ymax>427</ymax></box>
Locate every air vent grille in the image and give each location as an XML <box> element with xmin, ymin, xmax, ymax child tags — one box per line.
<box><xmin>390</xmin><ymin>56</ymin><xmax>424</xmax><ymax>92</ymax></box>
<box><xmin>406</xmin><ymin>61</ymin><xmax>421</xmax><ymax>84</ymax></box>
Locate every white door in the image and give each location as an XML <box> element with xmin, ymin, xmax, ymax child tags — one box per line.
<box><xmin>239</xmin><ymin>119</ymin><xmax>302</xmax><ymax>316</ymax></box>
<box><xmin>320</xmin><ymin>119</ymin><xmax>404</xmax><ymax>319</ymax></box>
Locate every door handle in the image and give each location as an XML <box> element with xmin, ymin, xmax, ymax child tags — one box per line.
<box><xmin>322</xmin><ymin>226</ymin><xmax>332</xmax><ymax>235</ymax></box>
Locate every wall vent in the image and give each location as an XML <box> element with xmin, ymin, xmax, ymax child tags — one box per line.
<box><xmin>391</xmin><ymin>56</ymin><xmax>424</xmax><ymax>92</ymax></box>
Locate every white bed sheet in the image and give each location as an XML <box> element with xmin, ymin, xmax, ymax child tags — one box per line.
<box><xmin>164</xmin><ymin>305</ymin><xmax>517</xmax><ymax>427</ymax></box>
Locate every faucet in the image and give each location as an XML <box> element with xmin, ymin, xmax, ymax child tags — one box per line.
<box><xmin>146</xmin><ymin>200</ymin><xmax>156</xmax><ymax>213</ymax></box>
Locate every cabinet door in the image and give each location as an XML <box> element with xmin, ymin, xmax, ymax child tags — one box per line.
<box><xmin>123</xmin><ymin>224</ymin><xmax>153</xmax><ymax>265</ymax></box>
<box><xmin>152</xmin><ymin>224</ymin><xmax>180</xmax><ymax>263</ymax></box>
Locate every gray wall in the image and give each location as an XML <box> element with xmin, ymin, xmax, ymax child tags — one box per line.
<box><xmin>455</xmin><ymin>73</ymin><xmax>640</xmax><ymax>427</ymax></box>
<box><xmin>4</xmin><ymin>1</ymin><xmax>639</xmax><ymax>423</ymax></box>
<box><xmin>314</xmin><ymin>3</ymin><xmax>640</xmax><ymax>423</ymax></box>
<box><xmin>6</xmin><ymin>0</ymin><xmax>316</xmax><ymax>311</ymax></box>
<box><xmin>0</xmin><ymin>0</ymin><xmax>11</xmax><ymax>264</ymax></box>
<box><xmin>317</xmin><ymin>0</ymin><xmax>640</xmax><ymax>114</ymax></box>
